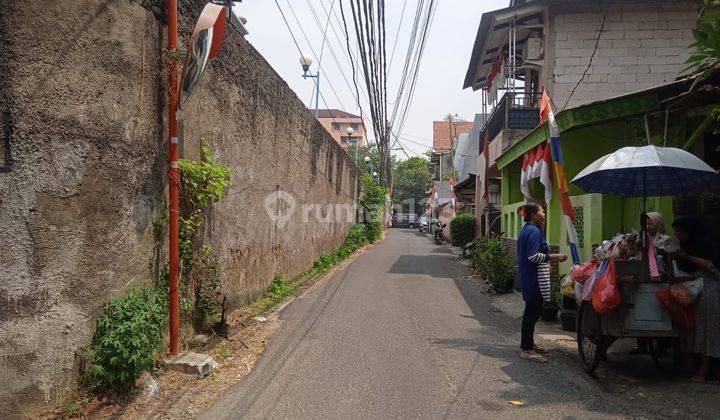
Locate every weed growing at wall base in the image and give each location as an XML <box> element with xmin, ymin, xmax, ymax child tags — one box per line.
<box><xmin>88</xmin><ymin>285</ymin><xmax>167</xmax><ymax>393</ymax></box>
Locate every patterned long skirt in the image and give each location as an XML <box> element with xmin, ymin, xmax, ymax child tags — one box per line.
<box><xmin>694</xmin><ymin>274</ymin><xmax>720</xmax><ymax>358</ymax></box>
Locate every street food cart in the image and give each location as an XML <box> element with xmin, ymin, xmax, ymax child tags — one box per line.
<box><xmin>575</xmin><ymin>260</ymin><xmax>677</xmax><ymax>374</ymax></box>
<box><xmin>570</xmin><ymin>145</ymin><xmax>720</xmax><ymax>375</ymax></box>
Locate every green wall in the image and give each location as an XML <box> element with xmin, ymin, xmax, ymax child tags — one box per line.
<box><xmin>500</xmin><ymin>119</ymin><xmax>677</xmax><ymax>276</ymax></box>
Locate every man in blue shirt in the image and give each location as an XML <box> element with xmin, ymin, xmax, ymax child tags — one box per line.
<box><xmin>517</xmin><ymin>204</ymin><xmax>566</xmax><ymax>363</ymax></box>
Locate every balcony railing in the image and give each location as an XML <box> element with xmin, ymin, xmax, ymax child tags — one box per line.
<box><xmin>480</xmin><ymin>91</ymin><xmax>540</xmax><ymax>144</ymax></box>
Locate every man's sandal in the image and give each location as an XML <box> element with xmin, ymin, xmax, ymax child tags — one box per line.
<box><xmin>520</xmin><ymin>351</ymin><xmax>548</xmax><ymax>363</ymax></box>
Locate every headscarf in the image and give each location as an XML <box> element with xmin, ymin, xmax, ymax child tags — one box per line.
<box><xmin>646</xmin><ymin>212</ymin><xmax>665</xmax><ymax>239</ymax></box>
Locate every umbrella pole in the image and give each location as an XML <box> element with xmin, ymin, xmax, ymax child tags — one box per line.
<box><xmin>641</xmin><ymin>169</ymin><xmax>649</xmax><ymax>282</ymax></box>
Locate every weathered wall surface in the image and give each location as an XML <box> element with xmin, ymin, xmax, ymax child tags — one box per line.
<box><xmin>177</xmin><ymin>0</ymin><xmax>360</xmax><ymax>301</ymax></box>
<box><xmin>0</xmin><ymin>1</ymin><xmax>358</xmax><ymax>417</ymax></box>
<box><xmin>548</xmin><ymin>0</ymin><xmax>699</xmax><ymax>108</ymax></box>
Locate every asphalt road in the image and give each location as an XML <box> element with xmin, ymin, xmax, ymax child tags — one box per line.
<box><xmin>204</xmin><ymin>229</ymin><xmax>719</xmax><ymax>419</ymax></box>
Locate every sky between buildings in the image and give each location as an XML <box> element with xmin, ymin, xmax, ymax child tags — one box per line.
<box><xmin>235</xmin><ymin>0</ymin><xmax>508</xmax><ymax>159</ymax></box>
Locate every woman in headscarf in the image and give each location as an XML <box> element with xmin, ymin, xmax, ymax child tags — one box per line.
<box><xmin>671</xmin><ymin>216</ymin><xmax>720</xmax><ymax>382</ymax></box>
<box><xmin>630</xmin><ymin>212</ymin><xmax>671</xmax><ymax>355</ymax></box>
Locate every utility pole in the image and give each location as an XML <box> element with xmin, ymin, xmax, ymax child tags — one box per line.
<box><xmin>167</xmin><ymin>0</ymin><xmax>181</xmax><ymax>356</ymax></box>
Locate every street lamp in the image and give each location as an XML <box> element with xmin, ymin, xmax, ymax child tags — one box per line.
<box><xmin>300</xmin><ymin>53</ymin><xmax>320</xmax><ymax>117</ymax></box>
<box><xmin>364</xmin><ymin>155</ymin><xmax>376</xmax><ymax>179</ymax></box>
<box><xmin>346</xmin><ymin>126</ymin><xmax>358</xmax><ymax>164</ymax></box>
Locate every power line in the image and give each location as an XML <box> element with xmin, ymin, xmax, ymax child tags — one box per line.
<box><xmin>275</xmin><ymin>0</ymin><xmax>346</xmax><ymax>126</ymax></box>
<box><xmin>386</xmin><ymin>0</ymin><xmax>409</xmax><ymax>73</ymax></box>
<box><xmin>306</xmin><ymin>0</ymin><xmax>374</xmax><ymax>122</ymax></box>
<box><xmin>283</xmin><ymin>0</ymin><xmax>348</xmax><ymax>111</ymax></box>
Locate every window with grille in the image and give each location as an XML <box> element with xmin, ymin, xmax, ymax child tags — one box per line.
<box><xmin>569</xmin><ymin>206</ymin><xmax>584</xmax><ymax>248</ymax></box>
<box><xmin>332</xmin><ymin>122</ymin><xmax>341</xmax><ymax>131</ymax></box>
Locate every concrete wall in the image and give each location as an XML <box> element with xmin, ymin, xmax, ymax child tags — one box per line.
<box><xmin>0</xmin><ymin>1</ymin><xmax>359</xmax><ymax>417</ymax></box>
<box><xmin>548</xmin><ymin>0</ymin><xmax>699</xmax><ymax>108</ymax></box>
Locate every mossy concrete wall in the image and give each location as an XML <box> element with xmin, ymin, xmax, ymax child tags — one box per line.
<box><xmin>0</xmin><ymin>1</ymin><xmax>359</xmax><ymax>417</ymax></box>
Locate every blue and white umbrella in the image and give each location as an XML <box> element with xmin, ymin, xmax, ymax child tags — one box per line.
<box><xmin>571</xmin><ymin>145</ymin><xmax>720</xmax><ymax>197</ymax></box>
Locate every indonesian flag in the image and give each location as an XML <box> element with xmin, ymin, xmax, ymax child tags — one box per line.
<box><xmin>520</xmin><ymin>153</ymin><xmax>532</xmax><ymax>200</ymax></box>
<box><xmin>539</xmin><ymin>142</ymin><xmax>553</xmax><ymax>204</ymax></box>
<box><xmin>531</xmin><ymin>143</ymin><xmax>544</xmax><ymax>179</ymax></box>
<box><xmin>540</xmin><ymin>89</ymin><xmax>580</xmax><ymax>265</ymax></box>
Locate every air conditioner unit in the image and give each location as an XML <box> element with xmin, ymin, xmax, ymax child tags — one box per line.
<box><xmin>522</xmin><ymin>37</ymin><xmax>543</xmax><ymax>62</ymax></box>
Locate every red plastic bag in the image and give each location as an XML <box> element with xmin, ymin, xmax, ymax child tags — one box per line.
<box><xmin>656</xmin><ymin>289</ymin><xmax>695</xmax><ymax>330</ymax></box>
<box><xmin>592</xmin><ymin>260</ymin><xmax>621</xmax><ymax>314</ymax></box>
<box><xmin>572</xmin><ymin>260</ymin><xmax>599</xmax><ymax>285</ymax></box>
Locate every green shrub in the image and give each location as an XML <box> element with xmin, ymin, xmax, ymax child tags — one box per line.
<box><xmin>365</xmin><ymin>220</ymin><xmax>383</xmax><ymax>243</ymax></box>
<box><xmin>267</xmin><ymin>275</ymin><xmax>297</xmax><ymax>299</ymax></box>
<box><xmin>472</xmin><ymin>236</ymin><xmax>515</xmax><ymax>294</ymax></box>
<box><xmin>450</xmin><ymin>214</ymin><xmax>476</xmax><ymax>246</ymax></box>
<box><xmin>345</xmin><ymin>224</ymin><xmax>368</xmax><ymax>249</ymax></box>
<box><xmin>89</xmin><ymin>285</ymin><xmax>167</xmax><ymax>393</ymax></box>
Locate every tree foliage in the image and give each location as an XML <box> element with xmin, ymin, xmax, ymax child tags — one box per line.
<box><xmin>686</xmin><ymin>1</ymin><xmax>720</xmax><ymax>87</ymax></box>
<box><xmin>359</xmin><ymin>174</ymin><xmax>385</xmax><ymax>242</ymax></box>
<box><xmin>392</xmin><ymin>157</ymin><xmax>432</xmax><ymax>213</ymax></box>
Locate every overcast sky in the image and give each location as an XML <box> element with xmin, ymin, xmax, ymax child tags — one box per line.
<box><xmin>235</xmin><ymin>0</ymin><xmax>508</xmax><ymax>159</ymax></box>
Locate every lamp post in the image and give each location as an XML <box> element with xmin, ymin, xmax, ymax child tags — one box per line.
<box><xmin>300</xmin><ymin>53</ymin><xmax>320</xmax><ymax>117</ymax></box>
<box><xmin>346</xmin><ymin>126</ymin><xmax>358</xmax><ymax>164</ymax></box>
<box><xmin>364</xmin><ymin>156</ymin><xmax>378</xmax><ymax>181</ymax></box>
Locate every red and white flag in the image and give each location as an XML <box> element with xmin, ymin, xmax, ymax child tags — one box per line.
<box><xmin>538</xmin><ymin>142</ymin><xmax>553</xmax><ymax>204</ymax></box>
<box><xmin>520</xmin><ymin>143</ymin><xmax>553</xmax><ymax>203</ymax></box>
<box><xmin>520</xmin><ymin>153</ymin><xmax>532</xmax><ymax>200</ymax></box>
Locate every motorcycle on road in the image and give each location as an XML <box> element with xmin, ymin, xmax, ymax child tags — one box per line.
<box><xmin>433</xmin><ymin>221</ymin><xmax>446</xmax><ymax>245</ymax></box>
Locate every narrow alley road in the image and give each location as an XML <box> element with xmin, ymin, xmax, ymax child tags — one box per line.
<box><xmin>204</xmin><ymin>229</ymin><xmax>719</xmax><ymax>419</ymax></box>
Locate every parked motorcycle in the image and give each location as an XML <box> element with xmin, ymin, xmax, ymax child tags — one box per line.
<box><xmin>433</xmin><ymin>221</ymin><xmax>446</xmax><ymax>245</ymax></box>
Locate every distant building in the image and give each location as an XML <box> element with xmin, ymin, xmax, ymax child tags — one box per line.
<box><xmin>314</xmin><ymin>109</ymin><xmax>367</xmax><ymax>149</ymax></box>
<box><xmin>432</xmin><ymin>118</ymin><xmax>473</xmax><ymax>151</ymax></box>
<box><xmin>430</xmin><ymin>116</ymin><xmax>473</xmax><ymax>180</ymax></box>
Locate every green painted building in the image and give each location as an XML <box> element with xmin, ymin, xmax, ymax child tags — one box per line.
<box><xmin>496</xmin><ymin>77</ymin><xmax>720</xmax><ymax>276</ymax></box>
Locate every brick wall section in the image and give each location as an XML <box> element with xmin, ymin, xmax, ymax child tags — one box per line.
<box><xmin>550</xmin><ymin>1</ymin><xmax>699</xmax><ymax>108</ymax></box>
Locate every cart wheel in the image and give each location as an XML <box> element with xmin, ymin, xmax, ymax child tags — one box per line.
<box><xmin>577</xmin><ymin>301</ymin><xmax>603</xmax><ymax>375</ymax></box>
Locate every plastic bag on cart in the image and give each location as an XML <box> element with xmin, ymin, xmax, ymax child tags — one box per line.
<box><xmin>572</xmin><ymin>260</ymin><xmax>599</xmax><ymax>284</ymax></box>
<box><xmin>656</xmin><ymin>289</ymin><xmax>695</xmax><ymax>329</ymax></box>
<box><xmin>561</xmin><ymin>274</ymin><xmax>575</xmax><ymax>297</ymax></box>
<box><xmin>592</xmin><ymin>260</ymin><xmax>621</xmax><ymax>314</ymax></box>
<box><xmin>574</xmin><ymin>281</ymin><xmax>584</xmax><ymax>305</ymax></box>
<box><xmin>581</xmin><ymin>261</ymin><xmax>607</xmax><ymax>301</ymax></box>
<box><xmin>670</xmin><ymin>279</ymin><xmax>704</xmax><ymax>307</ymax></box>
